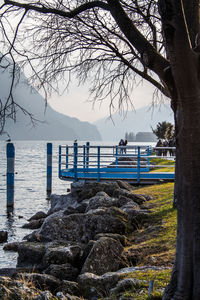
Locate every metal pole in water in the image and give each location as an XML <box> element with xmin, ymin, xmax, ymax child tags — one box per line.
<box><xmin>86</xmin><ymin>142</ymin><xmax>90</xmax><ymax>169</ymax></box>
<box><xmin>137</xmin><ymin>146</ymin><xmax>141</xmax><ymax>184</ymax></box>
<box><xmin>47</xmin><ymin>143</ymin><xmax>52</xmax><ymax>195</ymax></box>
<box><xmin>6</xmin><ymin>143</ymin><xmax>15</xmax><ymax>207</ymax></box>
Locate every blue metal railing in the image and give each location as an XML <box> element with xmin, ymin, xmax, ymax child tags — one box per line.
<box><xmin>58</xmin><ymin>143</ymin><xmax>175</xmax><ymax>183</ymax></box>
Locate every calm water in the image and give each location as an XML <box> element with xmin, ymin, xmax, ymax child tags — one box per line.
<box><xmin>0</xmin><ymin>140</ymin><xmax>155</xmax><ymax>268</ymax></box>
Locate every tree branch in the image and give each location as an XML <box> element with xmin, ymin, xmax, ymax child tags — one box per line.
<box><xmin>4</xmin><ymin>0</ymin><xmax>109</xmax><ymax>17</ymax></box>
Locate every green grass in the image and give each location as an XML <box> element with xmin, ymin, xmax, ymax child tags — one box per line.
<box><xmin>149</xmin><ymin>158</ymin><xmax>175</xmax><ymax>173</ymax></box>
<box><xmin>110</xmin><ymin>182</ymin><xmax>177</xmax><ymax>300</ymax></box>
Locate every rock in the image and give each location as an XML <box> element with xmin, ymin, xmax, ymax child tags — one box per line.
<box><xmin>81</xmin><ymin>237</ymin><xmax>124</xmax><ymax>275</ymax></box>
<box><xmin>78</xmin><ymin>272</ymin><xmax>122</xmax><ymax>299</ymax></box>
<box><xmin>48</xmin><ymin>193</ymin><xmax>78</xmax><ymax>214</ymax></box>
<box><xmin>116</xmin><ymin>180</ymin><xmax>134</xmax><ymax>191</ymax></box>
<box><xmin>34</xmin><ymin>291</ymin><xmax>53</xmax><ymax>300</ymax></box>
<box><xmin>0</xmin><ymin>276</ymin><xmax>53</xmax><ymax>299</ymax></box>
<box><xmin>122</xmin><ymin>209</ymin><xmax>150</xmax><ymax>228</ymax></box>
<box><xmin>0</xmin><ymin>231</ymin><xmax>8</xmax><ymax>243</ymax></box>
<box><xmin>56</xmin><ymin>280</ymin><xmax>80</xmax><ymax>296</ymax></box>
<box><xmin>73</xmin><ymin>182</ymin><xmax>120</xmax><ymax>202</ymax></box>
<box><xmin>85</xmin><ymin>192</ymin><xmax>118</xmax><ymax>212</ymax></box>
<box><xmin>28</xmin><ymin>211</ymin><xmax>47</xmax><ymax>221</ymax></box>
<box><xmin>16</xmin><ymin>273</ymin><xmax>61</xmax><ymax>293</ymax></box>
<box><xmin>110</xmin><ymin>278</ymin><xmax>143</xmax><ymax>295</ymax></box>
<box><xmin>17</xmin><ymin>242</ymin><xmax>46</xmax><ymax>269</ymax></box>
<box><xmin>32</xmin><ymin>207</ymin><xmax>128</xmax><ymax>243</ymax></box>
<box><xmin>43</xmin><ymin>244</ymin><xmax>83</xmax><ymax>267</ymax></box>
<box><xmin>3</xmin><ymin>241</ymin><xmax>19</xmax><ymax>251</ymax></box>
<box><xmin>94</xmin><ymin>233</ymin><xmax>127</xmax><ymax>246</ymax></box>
<box><xmin>22</xmin><ymin>218</ymin><xmax>45</xmax><ymax>229</ymax></box>
<box><xmin>44</xmin><ymin>263</ymin><xmax>79</xmax><ymax>280</ymax></box>
<box><xmin>113</xmin><ymin>189</ymin><xmax>146</xmax><ymax>205</ymax></box>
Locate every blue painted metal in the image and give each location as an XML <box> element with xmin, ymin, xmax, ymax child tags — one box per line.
<box><xmin>47</xmin><ymin>143</ymin><xmax>52</xmax><ymax>194</ymax></box>
<box><xmin>74</xmin><ymin>142</ymin><xmax>78</xmax><ymax>182</ymax></box>
<box><xmin>59</xmin><ymin>145</ymin><xmax>62</xmax><ymax>178</ymax></box>
<box><xmin>66</xmin><ymin>146</ymin><xmax>69</xmax><ymax>169</ymax></box>
<box><xmin>86</xmin><ymin>142</ymin><xmax>90</xmax><ymax>168</ymax></box>
<box><xmin>6</xmin><ymin>143</ymin><xmax>15</xmax><ymax>207</ymax></box>
<box><xmin>137</xmin><ymin>146</ymin><xmax>140</xmax><ymax>184</ymax></box>
<box><xmin>58</xmin><ymin>143</ymin><xmax>175</xmax><ymax>183</ymax></box>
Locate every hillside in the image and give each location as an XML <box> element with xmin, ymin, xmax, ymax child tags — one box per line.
<box><xmin>94</xmin><ymin>105</ymin><xmax>174</xmax><ymax>141</ymax></box>
<box><xmin>0</xmin><ymin>62</ymin><xmax>101</xmax><ymax>141</ymax></box>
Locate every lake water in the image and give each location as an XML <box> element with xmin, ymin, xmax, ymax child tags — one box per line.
<box><xmin>0</xmin><ymin>140</ymin><xmax>155</xmax><ymax>268</ymax></box>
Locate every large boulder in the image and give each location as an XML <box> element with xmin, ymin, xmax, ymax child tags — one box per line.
<box><xmin>29</xmin><ymin>207</ymin><xmax>129</xmax><ymax>243</ymax></box>
<box><xmin>85</xmin><ymin>192</ymin><xmax>118</xmax><ymax>212</ymax></box>
<box><xmin>113</xmin><ymin>189</ymin><xmax>146</xmax><ymax>205</ymax></box>
<box><xmin>44</xmin><ymin>263</ymin><xmax>79</xmax><ymax>281</ymax></box>
<box><xmin>48</xmin><ymin>193</ymin><xmax>78</xmax><ymax>214</ymax></box>
<box><xmin>81</xmin><ymin>237</ymin><xmax>124</xmax><ymax>275</ymax></box>
<box><xmin>28</xmin><ymin>211</ymin><xmax>47</xmax><ymax>221</ymax></box>
<box><xmin>94</xmin><ymin>233</ymin><xmax>127</xmax><ymax>246</ymax></box>
<box><xmin>22</xmin><ymin>218</ymin><xmax>45</xmax><ymax>229</ymax></box>
<box><xmin>17</xmin><ymin>242</ymin><xmax>46</xmax><ymax>268</ymax></box>
<box><xmin>43</xmin><ymin>244</ymin><xmax>83</xmax><ymax>267</ymax></box>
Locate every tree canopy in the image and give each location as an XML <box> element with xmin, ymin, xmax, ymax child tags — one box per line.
<box><xmin>1</xmin><ymin>1</ymin><xmax>200</xmax><ymax>299</ymax></box>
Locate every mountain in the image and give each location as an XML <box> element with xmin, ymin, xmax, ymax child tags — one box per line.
<box><xmin>0</xmin><ymin>61</ymin><xmax>101</xmax><ymax>141</ymax></box>
<box><xmin>94</xmin><ymin>105</ymin><xmax>174</xmax><ymax>141</ymax></box>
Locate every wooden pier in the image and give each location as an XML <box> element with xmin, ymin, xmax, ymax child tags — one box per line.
<box><xmin>58</xmin><ymin>143</ymin><xmax>175</xmax><ymax>184</ymax></box>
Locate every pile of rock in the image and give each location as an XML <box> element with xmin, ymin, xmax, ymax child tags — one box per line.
<box><xmin>2</xmin><ymin>180</ymin><xmax>152</xmax><ymax>299</ymax></box>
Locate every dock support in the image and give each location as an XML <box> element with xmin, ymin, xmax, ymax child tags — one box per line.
<box><xmin>137</xmin><ymin>146</ymin><xmax>141</xmax><ymax>184</ymax></box>
<box><xmin>47</xmin><ymin>143</ymin><xmax>52</xmax><ymax>195</ymax></box>
<box><xmin>74</xmin><ymin>142</ymin><xmax>78</xmax><ymax>182</ymax></box>
<box><xmin>148</xmin><ymin>280</ymin><xmax>154</xmax><ymax>297</ymax></box>
<box><xmin>6</xmin><ymin>143</ymin><xmax>15</xmax><ymax>207</ymax></box>
<box><xmin>97</xmin><ymin>146</ymin><xmax>100</xmax><ymax>182</ymax></box>
<box><xmin>86</xmin><ymin>142</ymin><xmax>90</xmax><ymax>168</ymax></box>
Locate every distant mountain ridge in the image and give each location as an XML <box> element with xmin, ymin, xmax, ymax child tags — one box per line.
<box><xmin>94</xmin><ymin>105</ymin><xmax>173</xmax><ymax>141</ymax></box>
<box><xmin>0</xmin><ymin>60</ymin><xmax>101</xmax><ymax>141</ymax></box>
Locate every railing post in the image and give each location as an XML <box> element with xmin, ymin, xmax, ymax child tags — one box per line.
<box><xmin>74</xmin><ymin>142</ymin><xmax>78</xmax><ymax>182</ymax></box>
<box><xmin>97</xmin><ymin>146</ymin><xmax>100</xmax><ymax>182</ymax></box>
<box><xmin>59</xmin><ymin>145</ymin><xmax>61</xmax><ymax>178</ymax></box>
<box><xmin>66</xmin><ymin>145</ymin><xmax>69</xmax><ymax>169</ymax></box>
<box><xmin>137</xmin><ymin>146</ymin><xmax>141</xmax><ymax>184</ymax></box>
<box><xmin>47</xmin><ymin>143</ymin><xmax>52</xmax><ymax>195</ymax></box>
<box><xmin>115</xmin><ymin>146</ymin><xmax>118</xmax><ymax>167</ymax></box>
<box><xmin>86</xmin><ymin>142</ymin><xmax>90</xmax><ymax>169</ymax></box>
<box><xmin>147</xmin><ymin>146</ymin><xmax>150</xmax><ymax>172</ymax></box>
<box><xmin>6</xmin><ymin>143</ymin><xmax>15</xmax><ymax>208</ymax></box>
<box><xmin>83</xmin><ymin>145</ymin><xmax>86</xmax><ymax>169</ymax></box>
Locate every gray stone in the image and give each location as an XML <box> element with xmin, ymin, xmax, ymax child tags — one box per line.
<box><xmin>33</xmin><ymin>207</ymin><xmax>128</xmax><ymax>243</ymax></box>
<box><xmin>22</xmin><ymin>218</ymin><xmax>45</xmax><ymax>229</ymax></box>
<box><xmin>17</xmin><ymin>242</ymin><xmax>46</xmax><ymax>268</ymax></box>
<box><xmin>44</xmin><ymin>263</ymin><xmax>79</xmax><ymax>281</ymax></box>
<box><xmin>43</xmin><ymin>244</ymin><xmax>83</xmax><ymax>267</ymax></box>
<box><xmin>81</xmin><ymin>237</ymin><xmax>124</xmax><ymax>275</ymax></box>
<box><xmin>28</xmin><ymin>211</ymin><xmax>47</xmax><ymax>221</ymax></box>
<box><xmin>110</xmin><ymin>278</ymin><xmax>143</xmax><ymax>295</ymax></box>
<box><xmin>0</xmin><ymin>231</ymin><xmax>8</xmax><ymax>243</ymax></box>
<box><xmin>48</xmin><ymin>193</ymin><xmax>78</xmax><ymax>214</ymax></box>
<box><xmin>94</xmin><ymin>233</ymin><xmax>127</xmax><ymax>246</ymax></box>
<box><xmin>85</xmin><ymin>192</ymin><xmax>118</xmax><ymax>212</ymax></box>
<box><xmin>3</xmin><ymin>241</ymin><xmax>19</xmax><ymax>251</ymax></box>
<box><xmin>113</xmin><ymin>189</ymin><xmax>146</xmax><ymax>205</ymax></box>
<box><xmin>57</xmin><ymin>280</ymin><xmax>80</xmax><ymax>296</ymax></box>
<box><xmin>116</xmin><ymin>180</ymin><xmax>134</xmax><ymax>192</ymax></box>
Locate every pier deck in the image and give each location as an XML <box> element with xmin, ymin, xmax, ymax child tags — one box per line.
<box><xmin>58</xmin><ymin>143</ymin><xmax>175</xmax><ymax>184</ymax></box>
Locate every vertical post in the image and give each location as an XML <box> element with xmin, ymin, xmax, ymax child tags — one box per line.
<box><xmin>97</xmin><ymin>146</ymin><xmax>100</xmax><ymax>182</ymax></box>
<box><xmin>148</xmin><ymin>280</ymin><xmax>154</xmax><ymax>297</ymax></box>
<box><xmin>74</xmin><ymin>142</ymin><xmax>78</xmax><ymax>182</ymax></box>
<box><xmin>147</xmin><ymin>146</ymin><xmax>150</xmax><ymax>172</ymax></box>
<box><xmin>83</xmin><ymin>145</ymin><xmax>86</xmax><ymax>169</ymax></box>
<box><xmin>137</xmin><ymin>146</ymin><xmax>141</xmax><ymax>184</ymax></box>
<box><xmin>47</xmin><ymin>143</ymin><xmax>52</xmax><ymax>195</ymax></box>
<box><xmin>6</xmin><ymin>143</ymin><xmax>15</xmax><ymax>207</ymax></box>
<box><xmin>66</xmin><ymin>145</ymin><xmax>68</xmax><ymax>169</ymax></box>
<box><xmin>59</xmin><ymin>145</ymin><xmax>61</xmax><ymax>178</ymax></box>
<box><xmin>86</xmin><ymin>142</ymin><xmax>90</xmax><ymax>169</ymax></box>
<box><xmin>115</xmin><ymin>146</ymin><xmax>118</xmax><ymax>167</ymax></box>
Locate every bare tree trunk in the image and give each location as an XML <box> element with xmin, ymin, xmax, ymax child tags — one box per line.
<box><xmin>163</xmin><ymin>92</ymin><xmax>200</xmax><ymax>299</ymax></box>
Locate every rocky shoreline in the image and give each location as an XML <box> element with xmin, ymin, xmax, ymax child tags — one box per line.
<box><xmin>0</xmin><ymin>180</ymin><xmax>165</xmax><ymax>299</ymax></box>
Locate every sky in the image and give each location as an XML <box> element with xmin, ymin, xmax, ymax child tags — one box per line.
<box><xmin>47</xmin><ymin>79</ymin><xmax>164</xmax><ymax>123</ymax></box>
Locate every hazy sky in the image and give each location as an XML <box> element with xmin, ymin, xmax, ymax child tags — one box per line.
<box><xmin>47</xmin><ymin>79</ymin><xmax>163</xmax><ymax>123</ymax></box>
